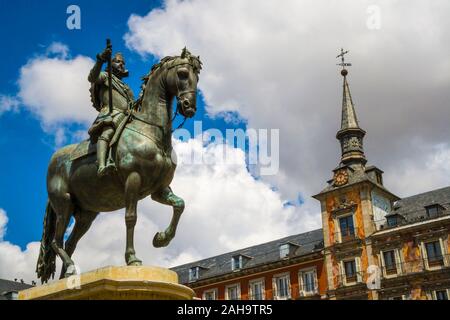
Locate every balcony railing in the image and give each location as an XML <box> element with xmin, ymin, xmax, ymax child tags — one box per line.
<box><xmin>336</xmin><ymin>271</ymin><xmax>366</xmax><ymax>288</ymax></box>
<box><xmin>298</xmin><ymin>281</ymin><xmax>319</xmax><ymax>297</ymax></box>
<box><xmin>272</xmin><ymin>288</ymin><xmax>292</xmax><ymax>300</ymax></box>
<box><xmin>332</xmin><ymin>227</ymin><xmax>361</xmax><ymax>243</ymax></box>
<box><xmin>380</xmin><ymin>254</ymin><xmax>450</xmax><ymax>277</ymax></box>
<box><xmin>248</xmin><ymin>292</ymin><xmax>265</xmax><ymax>300</ymax></box>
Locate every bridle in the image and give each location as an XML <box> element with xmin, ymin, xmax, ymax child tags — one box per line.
<box><xmin>168</xmin><ymin>60</ymin><xmax>197</xmax><ymax>132</ymax></box>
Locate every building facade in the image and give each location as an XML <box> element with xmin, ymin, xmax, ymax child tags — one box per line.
<box><xmin>172</xmin><ymin>65</ymin><xmax>450</xmax><ymax>300</ymax></box>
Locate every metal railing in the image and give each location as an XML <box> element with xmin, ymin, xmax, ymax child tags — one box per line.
<box><xmin>335</xmin><ymin>271</ymin><xmax>366</xmax><ymax>288</ymax></box>
<box><xmin>332</xmin><ymin>227</ymin><xmax>361</xmax><ymax>243</ymax></box>
<box><xmin>272</xmin><ymin>287</ymin><xmax>293</xmax><ymax>300</ymax></box>
<box><xmin>298</xmin><ymin>281</ymin><xmax>319</xmax><ymax>297</ymax></box>
<box><xmin>380</xmin><ymin>254</ymin><xmax>450</xmax><ymax>277</ymax></box>
<box><xmin>247</xmin><ymin>292</ymin><xmax>265</xmax><ymax>300</ymax></box>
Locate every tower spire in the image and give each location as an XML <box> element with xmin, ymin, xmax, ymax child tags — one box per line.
<box><xmin>335</xmin><ymin>49</ymin><xmax>367</xmax><ymax>166</ymax></box>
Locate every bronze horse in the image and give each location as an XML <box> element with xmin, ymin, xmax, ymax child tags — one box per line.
<box><xmin>36</xmin><ymin>49</ymin><xmax>202</xmax><ymax>283</ymax></box>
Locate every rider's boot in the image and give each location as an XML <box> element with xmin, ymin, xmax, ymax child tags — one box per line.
<box><xmin>97</xmin><ymin>137</ymin><xmax>116</xmax><ymax>177</ymax></box>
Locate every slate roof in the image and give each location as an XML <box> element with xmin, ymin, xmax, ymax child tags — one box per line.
<box><xmin>315</xmin><ymin>164</ymin><xmax>398</xmax><ymax>199</ymax></box>
<box><xmin>0</xmin><ymin>279</ymin><xmax>33</xmax><ymax>300</ymax></box>
<box><xmin>171</xmin><ymin>229</ymin><xmax>324</xmax><ymax>284</ymax></box>
<box><xmin>386</xmin><ymin>185</ymin><xmax>450</xmax><ymax>224</ymax></box>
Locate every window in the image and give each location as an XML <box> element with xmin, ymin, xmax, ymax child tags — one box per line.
<box><xmin>339</xmin><ymin>215</ymin><xmax>355</xmax><ymax>241</ymax></box>
<box><xmin>383</xmin><ymin>250</ymin><xmax>397</xmax><ymax>274</ymax></box>
<box><xmin>344</xmin><ymin>260</ymin><xmax>357</xmax><ymax>283</ymax></box>
<box><xmin>225</xmin><ymin>284</ymin><xmax>240</xmax><ymax>300</ymax></box>
<box><xmin>279</xmin><ymin>244</ymin><xmax>290</xmax><ymax>259</ymax></box>
<box><xmin>387</xmin><ymin>215</ymin><xmax>398</xmax><ymax>227</ymax></box>
<box><xmin>435</xmin><ymin>290</ymin><xmax>448</xmax><ymax>300</ymax></box>
<box><xmin>231</xmin><ymin>255</ymin><xmax>242</xmax><ymax>271</ymax></box>
<box><xmin>188</xmin><ymin>266</ymin><xmax>199</xmax><ymax>282</ymax></box>
<box><xmin>249</xmin><ymin>279</ymin><xmax>265</xmax><ymax>300</ymax></box>
<box><xmin>425</xmin><ymin>205</ymin><xmax>442</xmax><ymax>218</ymax></box>
<box><xmin>425</xmin><ymin>241</ymin><xmax>443</xmax><ymax>266</ymax></box>
<box><xmin>203</xmin><ymin>289</ymin><xmax>217</xmax><ymax>300</ymax></box>
<box><xmin>376</xmin><ymin>172</ymin><xmax>383</xmax><ymax>185</ymax></box>
<box><xmin>299</xmin><ymin>269</ymin><xmax>318</xmax><ymax>296</ymax></box>
<box><xmin>273</xmin><ymin>273</ymin><xmax>291</xmax><ymax>300</ymax></box>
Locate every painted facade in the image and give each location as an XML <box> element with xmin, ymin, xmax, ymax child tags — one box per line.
<box><xmin>172</xmin><ymin>65</ymin><xmax>450</xmax><ymax>300</ymax></box>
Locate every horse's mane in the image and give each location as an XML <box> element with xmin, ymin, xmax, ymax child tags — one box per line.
<box><xmin>139</xmin><ymin>48</ymin><xmax>202</xmax><ymax>92</ymax></box>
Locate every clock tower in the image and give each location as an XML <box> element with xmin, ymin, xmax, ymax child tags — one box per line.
<box><xmin>313</xmin><ymin>49</ymin><xmax>399</xmax><ymax>300</ymax></box>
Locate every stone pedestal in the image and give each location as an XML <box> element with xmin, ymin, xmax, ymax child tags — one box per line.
<box><xmin>18</xmin><ymin>265</ymin><xmax>195</xmax><ymax>300</ymax></box>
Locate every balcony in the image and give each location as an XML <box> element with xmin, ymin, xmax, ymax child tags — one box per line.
<box><xmin>380</xmin><ymin>254</ymin><xmax>450</xmax><ymax>277</ymax></box>
<box><xmin>332</xmin><ymin>227</ymin><xmax>361</xmax><ymax>244</ymax></box>
<box><xmin>336</xmin><ymin>271</ymin><xmax>365</xmax><ymax>287</ymax></box>
<box><xmin>298</xmin><ymin>281</ymin><xmax>320</xmax><ymax>298</ymax></box>
<box><xmin>272</xmin><ymin>287</ymin><xmax>292</xmax><ymax>300</ymax></box>
<box><xmin>248</xmin><ymin>292</ymin><xmax>265</xmax><ymax>300</ymax></box>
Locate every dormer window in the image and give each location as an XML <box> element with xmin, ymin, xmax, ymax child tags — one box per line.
<box><xmin>376</xmin><ymin>172</ymin><xmax>383</xmax><ymax>185</ymax></box>
<box><xmin>231</xmin><ymin>255</ymin><xmax>243</xmax><ymax>271</ymax></box>
<box><xmin>425</xmin><ymin>204</ymin><xmax>444</xmax><ymax>218</ymax></box>
<box><xmin>279</xmin><ymin>244</ymin><xmax>290</xmax><ymax>259</ymax></box>
<box><xmin>231</xmin><ymin>254</ymin><xmax>252</xmax><ymax>270</ymax></box>
<box><xmin>387</xmin><ymin>215</ymin><xmax>398</xmax><ymax>227</ymax></box>
<box><xmin>189</xmin><ymin>266</ymin><xmax>200</xmax><ymax>282</ymax></box>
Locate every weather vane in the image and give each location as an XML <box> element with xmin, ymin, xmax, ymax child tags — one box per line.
<box><xmin>336</xmin><ymin>48</ymin><xmax>352</xmax><ymax>69</ymax></box>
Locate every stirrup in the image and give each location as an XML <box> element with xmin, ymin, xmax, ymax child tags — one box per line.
<box><xmin>97</xmin><ymin>163</ymin><xmax>116</xmax><ymax>177</ymax></box>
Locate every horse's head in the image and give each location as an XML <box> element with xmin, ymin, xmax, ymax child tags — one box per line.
<box><xmin>166</xmin><ymin>47</ymin><xmax>202</xmax><ymax>118</ymax></box>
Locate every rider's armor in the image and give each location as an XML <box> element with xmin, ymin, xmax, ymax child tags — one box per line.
<box><xmin>88</xmin><ymin>53</ymin><xmax>134</xmax><ymax>177</ymax></box>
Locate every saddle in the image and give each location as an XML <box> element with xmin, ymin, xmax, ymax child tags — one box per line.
<box><xmin>70</xmin><ymin>112</ymin><xmax>131</xmax><ymax>162</ymax></box>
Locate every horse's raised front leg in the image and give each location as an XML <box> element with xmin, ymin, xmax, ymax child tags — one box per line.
<box><xmin>124</xmin><ymin>171</ymin><xmax>142</xmax><ymax>266</ymax></box>
<box><xmin>151</xmin><ymin>186</ymin><xmax>185</xmax><ymax>248</ymax></box>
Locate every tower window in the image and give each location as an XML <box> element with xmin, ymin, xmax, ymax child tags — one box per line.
<box><xmin>383</xmin><ymin>250</ymin><xmax>397</xmax><ymax>275</ymax></box>
<box><xmin>339</xmin><ymin>215</ymin><xmax>355</xmax><ymax>241</ymax></box>
<box><xmin>344</xmin><ymin>260</ymin><xmax>357</xmax><ymax>283</ymax></box>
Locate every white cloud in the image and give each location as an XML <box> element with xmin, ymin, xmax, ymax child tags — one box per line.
<box><xmin>0</xmin><ymin>95</ymin><xmax>20</xmax><ymax>115</ymax></box>
<box><xmin>0</xmin><ymin>209</ymin><xmax>41</xmax><ymax>283</ymax></box>
<box><xmin>124</xmin><ymin>0</ymin><xmax>450</xmax><ymax>201</ymax></box>
<box><xmin>385</xmin><ymin>143</ymin><xmax>450</xmax><ymax>196</ymax></box>
<box><xmin>46</xmin><ymin>42</ymin><xmax>70</xmax><ymax>59</ymax></box>
<box><xmin>0</xmin><ymin>209</ymin><xmax>8</xmax><ymax>240</ymax></box>
<box><xmin>17</xmin><ymin>46</ymin><xmax>96</xmax><ymax>127</ymax></box>
<box><xmin>0</xmin><ymin>138</ymin><xmax>309</xmax><ymax>281</ymax></box>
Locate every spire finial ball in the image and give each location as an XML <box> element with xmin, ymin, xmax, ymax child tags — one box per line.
<box><xmin>341</xmin><ymin>69</ymin><xmax>348</xmax><ymax>76</ymax></box>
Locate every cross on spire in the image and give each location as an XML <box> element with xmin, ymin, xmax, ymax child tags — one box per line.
<box><xmin>336</xmin><ymin>48</ymin><xmax>352</xmax><ymax>70</ymax></box>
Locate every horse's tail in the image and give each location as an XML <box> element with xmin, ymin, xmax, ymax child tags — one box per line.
<box><xmin>36</xmin><ymin>200</ymin><xmax>56</xmax><ymax>283</ymax></box>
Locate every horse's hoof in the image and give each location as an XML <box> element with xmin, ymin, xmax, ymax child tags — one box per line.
<box><xmin>128</xmin><ymin>260</ymin><xmax>142</xmax><ymax>266</ymax></box>
<box><xmin>153</xmin><ymin>232</ymin><xmax>170</xmax><ymax>248</ymax></box>
<box><xmin>126</xmin><ymin>254</ymin><xmax>142</xmax><ymax>266</ymax></box>
<box><xmin>64</xmin><ymin>272</ymin><xmax>76</xmax><ymax>278</ymax></box>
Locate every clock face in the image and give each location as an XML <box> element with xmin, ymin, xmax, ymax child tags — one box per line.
<box><xmin>334</xmin><ymin>169</ymin><xmax>349</xmax><ymax>186</ymax></box>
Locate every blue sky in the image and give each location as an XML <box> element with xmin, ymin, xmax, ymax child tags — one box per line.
<box><xmin>0</xmin><ymin>0</ymin><xmax>246</xmax><ymax>249</ymax></box>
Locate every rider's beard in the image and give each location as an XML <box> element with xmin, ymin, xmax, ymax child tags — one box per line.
<box><xmin>112</xmin><ymin>64</ymin><xmax>129</xmax><ymax>78</ymax></box>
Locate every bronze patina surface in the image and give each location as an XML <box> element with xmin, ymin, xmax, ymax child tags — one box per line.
<box><xmin>36</xmin><ymin>42</ymin><xmax>202</xmax><ymax>283</ymax></box>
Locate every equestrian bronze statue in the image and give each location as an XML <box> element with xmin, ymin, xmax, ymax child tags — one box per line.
<box><xmin>36</xmin><ymin>42</ymin><xmax>202</xmax><ymax>283</ymax></box>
